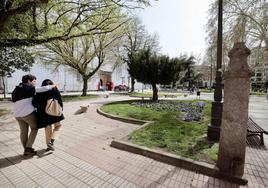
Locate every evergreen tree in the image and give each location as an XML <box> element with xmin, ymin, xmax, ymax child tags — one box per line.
<box><xmin>128</xmin><ymin>49</ymin><xmax>179</xmax><ymax>101</ymax></box>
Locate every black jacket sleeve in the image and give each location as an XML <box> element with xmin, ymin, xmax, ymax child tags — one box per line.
<box><xmin>12</xmin><ymin>84</ymin><xmax>35</xmax><ymax>103</ymax></box>
<box><xmin>32</xmin><ymin>95</ymin><xmax>38</xmax><ymax>108</ymax></box>
<box><xmin>32</xmin><ymin>93</ymin><xmax>44</xmax><ymax>110</ymax></box>
<box><xmin>53</xmin><ymin>88</ymin><xmax>63</xmax><ymax>109</ymax></box>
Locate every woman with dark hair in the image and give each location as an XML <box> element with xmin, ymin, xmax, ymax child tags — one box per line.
<box><xmin>33</xmin><ymin>79</ymin><xmax>64</xmax><ymax>151</ymax></box>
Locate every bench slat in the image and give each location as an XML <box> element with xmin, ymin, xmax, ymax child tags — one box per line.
<box><xmin>247</xmin><ymin>117</ymin><xmax>268</xmax><ymax>145</ymax></box>
<box><xmin>248</xmin><ymin>117</ymin><xmax>267</xmax><ymax>133</ymax></box>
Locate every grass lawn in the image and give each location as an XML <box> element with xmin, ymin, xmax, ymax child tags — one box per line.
<box><xmin>200</xmin><ymin>88</ymin><xmax>213</xmax><ymax>93</ymax></box>
<box><xmin>62</xmin><ymin>94</ymin><xmax>99</xmax><ymax>102</ymax></box>
<box><xmin>250</xmin><ymin>91</ymin><xmax>267</xmax><ymax>96</ymax></box>
<box><xmin>0</xmin><ymin>98</ymin><xmax>11</xmax><ymax>101</ymax></box>
<box><xmin>198</xmin><ymin>89</ymin><xmax>268</xmax><ymax>96</ymax></box>
<box><xmin>101</xmin><ymin>100</ymin><xmax>218</xmax><ymax>164</ymax></box>
<box><xmin>129</xmin><ymin>92</ymin><xmax>182</xmax><ymax>98</ymax></box>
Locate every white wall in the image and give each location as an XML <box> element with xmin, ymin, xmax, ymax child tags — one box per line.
<box><xmin>6</xmin><ymin>63</ymin><xmax>83</xmax><ymax>93</ymax></box>
<box><xmin>6</xmin><ymin>62</ymin><xmax>144</xmax><ymax>93</ymax></box>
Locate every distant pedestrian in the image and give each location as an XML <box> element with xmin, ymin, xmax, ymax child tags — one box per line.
<box><xmin>12</xmin><ymin>74</ymin><xmax>56</xmax><ymax>156</ymax></box>
<box><xmin>33</xmin><ymin>79</ymin><xmax>64</xmax><ymax>151</ymax></box>
<box><xmin>99</xmin><ymin>79</ymin><xmax>104</xmax><ymax>91</ymax></box>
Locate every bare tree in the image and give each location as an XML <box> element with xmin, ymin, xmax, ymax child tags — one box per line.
<box><xmin>117</xmin><ymin>17</ymin><xmax>160</xmax><ymax>92</ymax></box>
<box><xmin>206</xmin><ymin>0</ymin><xmax>268</xmax><ymax>68</ymax></box>
<box><xmin>40</xmin><ymin>28</ymin><xmax>124</xmax><ymax>96</ymax></box>
<box><xmin>120</xmin><ymin>17</ymin><xmax>147</xmax><ymax>92</ymax></box>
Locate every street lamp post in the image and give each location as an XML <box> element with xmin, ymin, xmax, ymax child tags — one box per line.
<box><xmin>207</xmin><ymin>0</ymin><xmax>223</xmax><ymax>140</ymax></box>
<box><xmin>210</xmin><ymin>46</ymin><xmax>213</xmax><ymax>92</ymax></box>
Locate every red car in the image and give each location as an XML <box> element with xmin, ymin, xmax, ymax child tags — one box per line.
<box><xmin>114</xmin><ymin>85</ymin><xmax>129</xmax><ymax>92</ymax></box>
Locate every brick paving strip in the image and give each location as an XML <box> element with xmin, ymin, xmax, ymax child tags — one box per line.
<box><xmin>0</xmin><ymin>97</ymin><xmax>267</xmax><ymax>187</ymax></box>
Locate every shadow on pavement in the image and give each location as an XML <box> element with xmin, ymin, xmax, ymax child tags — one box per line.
<box><xmin>0</xmin><ymin>154</ymin><xmax>25</xmax><ymax>169</ymax></box>
<box><xmin>36</xmin><ymin>149</ymin><xmax>53</xmax><ymax>158</ymax></box>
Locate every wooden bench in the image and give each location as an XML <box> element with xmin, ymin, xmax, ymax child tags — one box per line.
<box><xmin>247</xmin><ymin>117</ymin><xmax>268</xmax><ymax>145</ymax></box>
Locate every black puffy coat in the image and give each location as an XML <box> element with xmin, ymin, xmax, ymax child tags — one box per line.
<box><xmin>33</xmin><ymin>88</ymin><xmax>64</xmax><ymax>128</ymax></box>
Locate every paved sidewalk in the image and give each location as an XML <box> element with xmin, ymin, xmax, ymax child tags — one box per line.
<box><xmin>0</xmin><ymin>96</ymin><xmax>267</xmax><ymax>187</ymax></box>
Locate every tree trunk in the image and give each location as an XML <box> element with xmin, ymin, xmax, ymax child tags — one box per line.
<box><xmin>82</xmin><ymin>77</ymin><xmax>88</xmax><ymax>96</ymax></box>
<box><xmin>187</xmin><ymin>67</ymin><xmax>191</xmax><ymax>90</ymax></box>
<box><xmin>152</xmin><ymin>84</ymin><xmax>158</xmax><ymax>101</ymax></box>
<box><xmin>172</xmin><ymin>81</ymin><xmax>176</xmax><ymax>89</ymax></box>
<box><xmin>2</xmin><ymin>76</ymin><xmax>6</xmax><ymax>99</ymax></box>
<box><xmin>130</xmin><ymin>77</ymin><xmax>135</xmax><ymax>93</ymax></box>
<box><xmin>188</xmin><ymin>80</ymin><xmax>192</xmax><ymax>91</ymax></box>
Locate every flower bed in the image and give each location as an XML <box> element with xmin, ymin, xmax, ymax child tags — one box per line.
<box><xmin>130</xmin><ymin>100</ymin><xmax>206</xmax><ymax>122</ymax></box>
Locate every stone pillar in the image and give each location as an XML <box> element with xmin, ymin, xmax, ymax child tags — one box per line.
<box><xmin>217</xmin><ymin>42</ymin><xmax>251</xmax><ymax>177</ymax></box>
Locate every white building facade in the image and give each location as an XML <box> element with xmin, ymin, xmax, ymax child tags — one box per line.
<box><xmin>4</xmin><ymin>62</ymin><xmax>143</xmax><ymax>93</ymax></box>
<box><xmin>248</xmin><ymin>47</ymin><xmax>268</xmax><ymax>89</ymax></box>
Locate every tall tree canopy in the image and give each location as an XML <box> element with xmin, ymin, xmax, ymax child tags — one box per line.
<box><xmin>0</xmin><ymin>47</ymin><xmax>34</xmax><ymax>77</ymax></box>
<box><xmin>179</xmin><ymin>56</ymin><xmax>201</xmax><ymax>90</ymax></box>
<box><xmin>128</xmin><ymin>49</ymin><xmax>179</xmax><ymax>101</ymax></box>
<box><xmin>169</xmin><ymin>57</ymin><xmax>183</xmax><ymax>88</ymax></box>
<box><xmin>0</xmin><ymin>47</ymin><xmax>34</xmax><ymax>97</ymax></box>
<box><xmin>0</xmin><ymin>0</ymin><xmax>151</xmax><ymax>47</ymax></box>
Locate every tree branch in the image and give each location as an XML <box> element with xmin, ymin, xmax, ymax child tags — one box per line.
<box><xmin>0</xmin><ymin>0</ymin><xmax>48</xmax><ymax>30</ymax></box>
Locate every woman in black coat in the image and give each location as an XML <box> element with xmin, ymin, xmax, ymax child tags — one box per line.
<box><xmin>33</xmin><ymin>79</ymin><xmax>64</xmax><ymax>151</ymax></box>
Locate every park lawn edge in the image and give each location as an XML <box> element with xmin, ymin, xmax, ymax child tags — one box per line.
<box><xmin>100</xmin><ymin>100</ymin><xmax>218</xmax><ymax>164</ymax></box>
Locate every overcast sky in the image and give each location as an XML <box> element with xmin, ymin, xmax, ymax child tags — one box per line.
<box><xmin>136</xmin><ymin>0</ymin><xmax>213</xmax><ymax>59</ymax></box>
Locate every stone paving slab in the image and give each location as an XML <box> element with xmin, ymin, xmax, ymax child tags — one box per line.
<box><xmin>0</xmin><ymin>96</ymin><xmax>267</xmax><ymax>187</ymax></box>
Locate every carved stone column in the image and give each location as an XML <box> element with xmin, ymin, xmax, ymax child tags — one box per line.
<box><xmin>217</xmin><ymin>42</ymin><xmax>251</xmax><ymax>177</ymax></box>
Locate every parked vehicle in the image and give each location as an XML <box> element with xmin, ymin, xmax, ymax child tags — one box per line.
<box><xmin>114</xmin><ymin>85</ymin><xmax>129</xmax><ymax>92</ymax></box>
